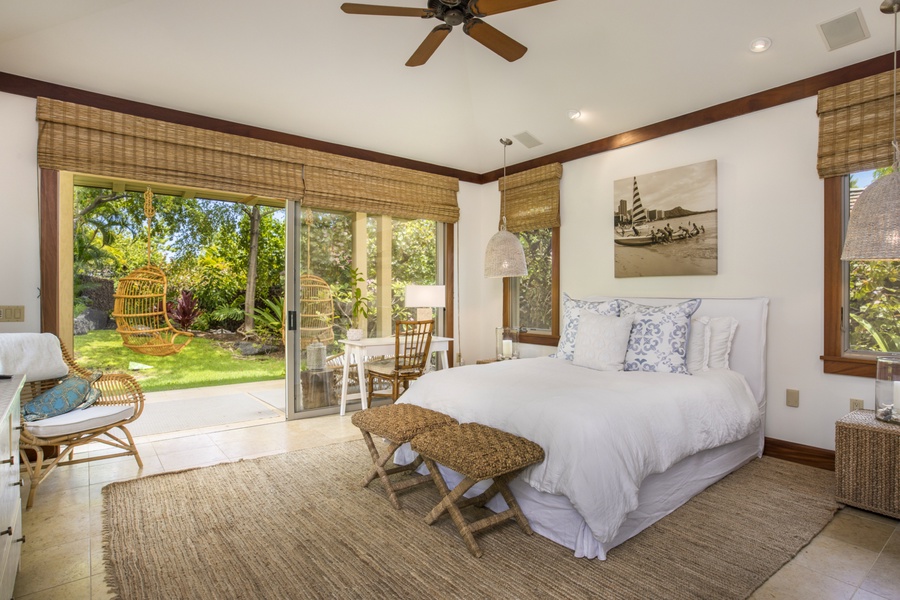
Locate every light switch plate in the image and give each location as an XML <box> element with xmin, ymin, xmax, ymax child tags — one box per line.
<box><xmin>0</xmin><ymin>306</ymin><xmax>24</xmax><ymax>322</ymax></box>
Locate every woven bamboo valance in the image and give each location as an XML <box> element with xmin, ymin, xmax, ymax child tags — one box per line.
<box><xmin>817</xmin><ymin>68</ymin><xmax>900</xmax><ymax>178</ymax></box>
<box><xmin>499</xmin><ymin>163</ymin><xmax>562</xmax><ymax>233</ymax></box>
<box><xmin>36</xmin><ymin>97</ymin><xmax>459</xmax><ymax>222</ymax></box>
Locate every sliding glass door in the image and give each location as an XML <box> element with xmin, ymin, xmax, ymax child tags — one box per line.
<box><xmin>285</xmin><ymin>199</ymin><xmax>445</xmax><ymax>419</ymax></box>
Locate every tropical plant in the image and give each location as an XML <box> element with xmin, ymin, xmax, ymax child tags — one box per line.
<box><xmin>204</xmin><ymin>297</ymin><xmax>246</xmax><ymax>331</ymax></box>
<box><xmin>251</xmin><ymin>297</ymin><xmax>285</xmax><ymax>344</ymax></box>
<box><xmin>167</xmin><ymin>290</ymin><xmax>203</xmax><ymax>330</ymax></box>
<box><xmin>347</xmin><ymin>267</ymin><xmax>370</xmax><ymax>320</ymax></box>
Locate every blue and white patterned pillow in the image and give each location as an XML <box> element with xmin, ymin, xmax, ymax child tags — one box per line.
<box><xmin>553</xmin><ymin>293</ymin><xmax>619</xmax><ymax>361</ymax></box>
<box><xmin>619</xmin><ymin>299</ymin><xmax>701</xmax><ymax>374</ymax></box>
<box><xmin>22</xmin><ymin>373</ymin><xmax>102</xmax><ymax>422</ymax></box>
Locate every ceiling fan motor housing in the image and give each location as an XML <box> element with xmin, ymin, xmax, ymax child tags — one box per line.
<box><xmin>430</xmin><ymin>0</ymin><xmax>473</xmax><ymax>26</ymax></box>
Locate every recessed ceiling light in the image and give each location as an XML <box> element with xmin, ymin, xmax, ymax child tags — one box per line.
<box><xmin>749</xmin><ymin>37</ymin><xmax>772</xmax><ymax>53</ymax></box>
<box><xmin>567</xmin><ymin>109</ymin><xmax>582</xmax><ymax>120</ymax></box>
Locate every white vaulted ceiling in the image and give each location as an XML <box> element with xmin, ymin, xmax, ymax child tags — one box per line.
<box><xmin>0</xmin><ymin>1</ymin><xmax>892</xmax><ymax>173</ymax></box>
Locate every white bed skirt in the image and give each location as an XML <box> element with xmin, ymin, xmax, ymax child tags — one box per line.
<box><xmin>398</xmin><ymin>428</ymin><xmax>762</xmax><ymax>560</ymax></box>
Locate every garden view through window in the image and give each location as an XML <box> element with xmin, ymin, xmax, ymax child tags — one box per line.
<box><xmin>508</xmin><ymin>228</ymin><xmax>554</xmax><ymax>335</ymax></box>
<box><xmin>71</xmin><ymin>185</ymin><xmax>441</xmax><ymax>399</ymax></box>
<box><xmin>846</xmin><ymin>169</ymin><xmax>900</xmax><ymax>354</ymax></box>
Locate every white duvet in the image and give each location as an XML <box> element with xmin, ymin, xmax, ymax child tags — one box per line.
<box><xmin>396</xmin><ymin>357</ymin><xmax>761</xmax><ymax>544</ymax></box>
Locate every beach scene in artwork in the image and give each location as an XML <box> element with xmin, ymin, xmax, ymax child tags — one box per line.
<box><xmin>613</xmin><ymin>160</ymin><xmax>718</xmax><ymax>278</ymax></box>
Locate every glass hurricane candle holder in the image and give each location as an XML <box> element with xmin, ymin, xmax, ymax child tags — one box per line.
<box><xmin>875</xmin><ymin>356</ymin><xmax>900</xmax><ymax>424</ymax></box>
<box><xmin>495</xmin><ymin>326</ymin><xmax>519</xmax><ymax>360</ymax></box>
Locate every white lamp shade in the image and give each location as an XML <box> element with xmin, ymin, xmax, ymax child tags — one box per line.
<box><xmin>484</xmin><ymin>230</ymin><xmax>528</xmax><ymax>278</ymax></box>
<box><xmin>404</xmin><ymin>284</ymin><xmax>446</xmax><ymax>308</ymax></box>
<box><xmin>842</xmin><ymin>171</ymin><xmax>900</xmax><ymax>260</ymax></box>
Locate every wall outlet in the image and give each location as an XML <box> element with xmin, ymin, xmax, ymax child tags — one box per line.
<box><xmin>786</xmin><ymin>389</ymin><xmax>800</xmax><ymax>408</ymax></box>
<box><xmin>850</xmin><ymin>398</ymin><xmax>865</xmax><ymax>411</ymax></box>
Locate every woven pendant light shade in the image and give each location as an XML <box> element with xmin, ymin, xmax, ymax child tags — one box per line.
<box><xmin>484</xmin><ymin>222</ymin><xmax>528</xmax><ymax>277</ymax></box>
<box><xmin>842</xmin><ymin>171</ymin><xmax>900</xmax><ymax>260</ymax></box>
<box><xmin>484</xmin><ymin>138</ymin><xmax>527</xmax><ymax>278</ymax></box>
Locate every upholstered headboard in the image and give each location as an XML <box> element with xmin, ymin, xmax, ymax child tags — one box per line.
<box><xmin>585</xmin><ymin>296</ymin><xmax>769</xmax><ymax>439</ymax></box>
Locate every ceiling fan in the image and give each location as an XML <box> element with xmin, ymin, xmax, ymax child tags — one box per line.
<box><xmin>341</xmin><ymin>0</ymin><xmax>556</xmax><ymax>66</ymax></box>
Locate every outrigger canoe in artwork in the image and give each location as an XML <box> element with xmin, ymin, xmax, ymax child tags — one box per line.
<box><xmin>614</xmin><ymin>230</ymin><xmax>698</xmax><ymax>246</ymax></box>
<box><xmin>614</xmin><ymin>177</ymin><xmax>703</xmax><ymax>246</ymax></box>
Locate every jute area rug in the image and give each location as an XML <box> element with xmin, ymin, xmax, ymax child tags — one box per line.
<box><xmin>103</xmin><ymin>440</ymin><xmax>836</xmax><ymax>600</ymax></box>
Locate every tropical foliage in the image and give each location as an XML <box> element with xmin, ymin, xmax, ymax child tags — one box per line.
<box><xmin>73</xmin><ymin>191</ymin><xmax>440</xmax><ymax>356</ymax></box>
<box><xmin>515</xmin><ymin>228</ymin><xmax>553</xmax><ymax>331</ymax></box>
<box><xmin>847</xmin><ymin>167</ymin><xmax>900</xmax><ymax>353</ymax></box>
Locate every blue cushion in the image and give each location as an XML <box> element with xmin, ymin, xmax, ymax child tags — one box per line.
<box><xmin>619</xmin><ymin>299</ymin><xmax>701</xmax><ymax>374</ymax></box>
<box><xmin>22</xmin><ymin>374</ymin><xmax>102</xmax><ymax>422</ymax></box>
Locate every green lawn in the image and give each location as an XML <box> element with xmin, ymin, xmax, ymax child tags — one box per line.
<box><xmin>73</xmin><ymin>330</ymin><xmax>285</xmax><ymax>393</ymax></box>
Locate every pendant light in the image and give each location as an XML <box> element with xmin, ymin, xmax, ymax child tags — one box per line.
<box><xmin>841</xmin><ymin>0</ymin><xmax>900</xmax><ymax>261</ymax></box>
<box><xmin>484</xmin><ymin>138</ymin><xmax>528</xmax><ymax>278</ymax></box>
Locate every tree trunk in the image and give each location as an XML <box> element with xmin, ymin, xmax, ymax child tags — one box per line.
<box><xmin>243</xmin><ymin>204</ymin><xmax>261</xmax><ymax>332</ymax></box>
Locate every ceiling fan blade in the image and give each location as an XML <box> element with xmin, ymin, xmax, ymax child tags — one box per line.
<box><xmin>341</xmin><ymin>3</ymin><xmax>434</xmax><ymax>17</ymax></box>
<box><xmin>467</xmin><ymin>0</ymin><xmax>556</xmax><ymax>17</ymax></box>
<box><xmin>406</xmin><ymin>25</ymin><xmax>452</xmax><ymax>67</ymax></box>
<box><xmin>463</xmin><ymin>18</ymin><xmax>527</xmax><ymax>62</ymax></box>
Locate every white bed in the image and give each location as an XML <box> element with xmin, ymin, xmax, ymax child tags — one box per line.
<box><xmin>394</xmin><ymin>296</ymin><xmax>769</xmax><ymax>560</ymax></box>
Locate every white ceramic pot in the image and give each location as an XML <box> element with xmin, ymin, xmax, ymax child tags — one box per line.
<box><xmin>347</xmin><ymin>328</ymin><xmax>364</xmax><ymax>341</ymax></box>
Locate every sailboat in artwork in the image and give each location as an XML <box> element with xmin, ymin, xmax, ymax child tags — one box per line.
<box><xmin>615</xmin><ymin>177</ymin><xmax>654</xmax><ymax>246</ymax></box>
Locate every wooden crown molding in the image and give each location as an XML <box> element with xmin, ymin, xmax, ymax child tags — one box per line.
<box><xmin>1</xmin><ymin>51</ymin><xmax>897</xmax><ymax>185</ymax></box>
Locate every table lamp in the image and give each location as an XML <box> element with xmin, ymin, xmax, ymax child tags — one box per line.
<box><xmin>404</xmin><ymin>285</ymin><xmax>445</xmax><ymax>321</ymax></box>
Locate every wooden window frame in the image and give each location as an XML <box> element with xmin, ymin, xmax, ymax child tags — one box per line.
<box><xmin>822</xmin><ymin>176</ymin><xmax>876</xmax><ymax>378</ymax></box>
<box><xmin>502</xmin><ymin>226</ymin><xmax>560</xmax><ymax>347</ymax></box>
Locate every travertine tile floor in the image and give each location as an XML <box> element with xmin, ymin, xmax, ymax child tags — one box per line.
<box><xmin>10</xmin><ymin>390</ymin><xmax>900</xmax><ymax>599</ymax></box>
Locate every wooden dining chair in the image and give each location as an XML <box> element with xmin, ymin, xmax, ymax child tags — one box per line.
<box><xmin>364</xmin><ymin>320</ymin><xmax>434</xmax><ymax>402</ymax></box>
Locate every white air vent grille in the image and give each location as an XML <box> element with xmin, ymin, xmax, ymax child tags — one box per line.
<box><xmin>818</xmin><ymin>8</ymin><xmax>870</xmax><ymax>52</ymax></box>
<box><xmin>513</xmin><ymin>131</ymin><xmax>543</xmax><ymax>149</ymax></box>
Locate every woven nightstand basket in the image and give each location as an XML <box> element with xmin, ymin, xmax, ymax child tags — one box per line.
<box><xmin>835</xmin><ymin>410</ymin><xmax>900</xmax><ymax>519</ymax></box>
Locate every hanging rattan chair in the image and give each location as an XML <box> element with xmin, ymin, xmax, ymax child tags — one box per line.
<box><xmin>299</xmin><ymin>273</ymin><xmax>334</xmax><ymax>350</ymax></box>
<box><xmin>299</xmin><ymin>209</ymin><xmax>334</xmax><ymax>350</ymax></box>
<box><xmin>111</xmin><ymin>188</ymin><xmax>194</xmax><ymax>356</ymax></box>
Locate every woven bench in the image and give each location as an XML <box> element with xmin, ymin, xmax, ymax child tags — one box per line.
<box><xmin>351</xmin><ymin>404</ymin><xmax>457</xmax><ymax>509</ymax></box>
<box><xmin>410</xmin><ymin>422</ymin><xmax>545</xmax><ymax>558</ymax></box>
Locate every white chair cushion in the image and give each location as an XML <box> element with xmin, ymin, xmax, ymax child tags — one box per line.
<box><xmin>24</xmin><ymin>404</ymin><xmax>135</xmax><ymax>438</ymax></box>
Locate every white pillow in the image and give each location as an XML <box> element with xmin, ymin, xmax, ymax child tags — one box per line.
<box><xmin>573</xmin><ymin>313</ymin><xmax>634</xmax><ymax>372</ymax></box>
<box><xmin>706</xmin><ymin>317</ymin><xmax>739</xmax><ymax>370</ymax></box>
<box><xmin>554</xmin><ymin>294</ymin><xmax>620</xmax><ymax>361</ymax></box>
<box><xmin>685</xmin><ymin>316</ymin><xmax>710</xmax><ymax>374</ymax></box>
<box><xmin>619</xmin><ymin>298</ymin><xmax>701</xmax><ymax>374</ymax></box>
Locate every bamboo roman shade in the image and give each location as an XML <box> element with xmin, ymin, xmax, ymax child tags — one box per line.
<box><xmin>817</xmin><ymin>68</ymin><xmax>900</xmax><ymax>178</ymax></box>
<box><xmin>498</xmin><ymin>163</ymin><xmax>562</xmax><ymax>233</ymax></box>
<box><xmin>36</xmin><ymin>97</ymin><xmax>459</xmax><ymax>222</ymax></box>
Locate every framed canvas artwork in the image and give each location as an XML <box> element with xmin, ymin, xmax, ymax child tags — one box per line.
<box><xmin>613</xmin><ymin>159</ymin><xmax>717</xmax><ymax>278</ymax></box>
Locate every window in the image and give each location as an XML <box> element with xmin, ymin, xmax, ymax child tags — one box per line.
<box><xmin>300</xmin><ymin>207</ymin><xmax>444</xmax><ymax>352</ymax></box>
<box><xmin>823</xmin><ymin>171</ymin><xmax>900</xmax><ymax>376</ymax></box>
<box><xmin>844</xmin><ymin>170</ymin><xmax>900</xmax><ymax>353</ymax></box>
<box><xmin>503</xmin><ymin>227</ymin><xmax>560</xmax><ymax>346</ymax></box>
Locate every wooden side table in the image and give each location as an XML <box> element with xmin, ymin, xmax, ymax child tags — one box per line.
<box><xmin>835</xmin><ymin>409</ymin><xmax>900</xmax><ymax>518</ymax></box>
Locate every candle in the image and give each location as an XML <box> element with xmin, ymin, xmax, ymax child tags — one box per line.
<box><xmin>502</xmin><ymin>339</ymin><xmax>513</xmax><ymax>357</ymax></box>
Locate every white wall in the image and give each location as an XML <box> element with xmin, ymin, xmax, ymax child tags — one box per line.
<box><xmin>0</xmin><ymin>92</ymin><xmax>40</xmax><ymax>333</ymax></box>
<box><xmin>0</xmin><ymin>89</ymin><xmax>875</xmax><ymax>450</ymax></box>
<box><xmin>458</xmin><ymin>97</ymin><xmax>874</xmax><ymax>451</ymax></box>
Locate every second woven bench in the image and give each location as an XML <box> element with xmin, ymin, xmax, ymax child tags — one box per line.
<box><xmin>411</xmin><ymin>422</ymin><xmax>545</xmax><ymax>558</ymax></box>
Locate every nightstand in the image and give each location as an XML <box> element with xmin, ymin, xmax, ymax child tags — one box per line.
<box><xmin>835</xmin><ymin>409</ymin><xmax>900</xmax><ymax>518</ymax></box>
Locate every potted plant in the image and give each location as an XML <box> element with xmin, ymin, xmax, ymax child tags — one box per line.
<box><xmin>347</xmin><ymin>267</ymin><xmax>370</xmax><ymax>341</ymax></box>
